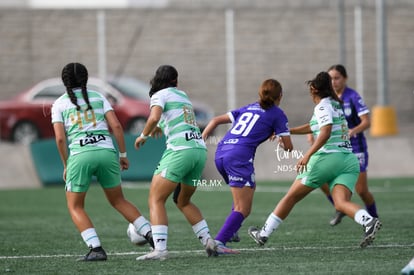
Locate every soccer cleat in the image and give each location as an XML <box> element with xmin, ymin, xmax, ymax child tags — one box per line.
<box><xmin>77</xmin><ymin>246</ymin><xmax>107</xmax><ymax>261</ymax></box>
<box><xmin>136</xmin><ymin>249</ymin><xmax>168</xmax><ymax>261</ymax></box>
<box><xmin>228</xmin><ymin>232</ymin><xmax>241</xmax><ymax>243</ymax></box>
<box><xmin>205</xmin><ymin>238</ymin><xmax>218</xmax><ymax>257</ymax></box>
<box><xmin>145</xmin><ymin>231</ymin><xmax>155</xmax><ymax>249</ymax></box>
<box><xmin>360</xmin><ymin>218</ymin><xmax>382</xmax><ymax>248</ymax></box>
<box><xmin>330</xmin><ymin>210</ymin><xmax>346</xmax><ymax>226</ymax></box>
<box><xmin>401</xmin><ymin>257</ymin><xmax>414</xmax><ymax>275</ymax></box>
<box><xmin>215</xmin><ymin>241</ymin><xmax>240</xmax><ymax>255</ymax></box>
<box><xmin>247</xmin><ymin>226</ymin><xmax>268</xmax><ymax>246</ymax></box>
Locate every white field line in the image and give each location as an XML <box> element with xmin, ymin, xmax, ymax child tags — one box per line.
<box><xmin>1</xmin><ymin>243</ymin><xmax>414</xmax><ymax>260</ymax></box>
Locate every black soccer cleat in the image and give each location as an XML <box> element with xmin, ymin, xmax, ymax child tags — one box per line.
<box><xmin>360</xmin><ymin>218</ymin><xmax>382</xmax><ymax>248</ymax></box>
<box><xmin>77</xmin><ymin>246</ymin><xmax>107</xmax><ymax>261</ymax></box>
<box><xmin>247</xmin><ymin>226</ymin><xmax>268</xmax><ymax>246</ymax></box>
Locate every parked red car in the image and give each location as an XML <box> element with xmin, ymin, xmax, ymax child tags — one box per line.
<box><xmin>0</xmin><ymin>77</ymin><xmax>150</xmax><ymax>144</ymax></box>
<box><xmin>0</xmin><ymin>76</ymin><xmax>214</xmax><ymax>144</ymax></box>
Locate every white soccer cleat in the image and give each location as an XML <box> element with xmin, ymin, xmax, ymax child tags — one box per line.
<box><xmin>401</xmin><ymin>257</ymin><xmax>414</xmax><ymax>275</ymax></box>
<box><xmin>136</xmin><ymin>249</ymin><xmax>168</xmax><ymax>261</ymax></box>
<box><xmin>215</xmin><ymin>241</ymin><xmax>240</xmax><ymax>255</ymax></box>
<box><xmin>205</xmin><ymin>238</ymin><xmax>218</xmax><ymax>257</ymax></box>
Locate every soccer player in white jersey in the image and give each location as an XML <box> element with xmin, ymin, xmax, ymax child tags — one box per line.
<box><xmin>134</xmin><ymin>65</ymin><xmax>216</xmax><ymax>260</ymax></box>
<box><xmin>248</xmin><ymin>72</ymin><xmax>382</xmax><ymax>248</ymax></box>
<box><xmin>52</xmin><ymin>63</ymin><xmax>153</xmax><ymax>261</ymax></box>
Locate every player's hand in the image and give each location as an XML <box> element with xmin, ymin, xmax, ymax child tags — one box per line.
<box><xmin>268</xmin><ymin>133</ymin><xmax>277</xmax><ymax>142</ymax></box>
<box><xmin>120</xmin><ymin>158</ymin><xmax>129</xmax><ymax>170</ymax></box>
<box><xmin>151</xmin><ymin>127</ymin><xmax>163</xmax><ymax>138</ymax></box>
<box><xmin>134</xmin><ymin>136</ymin><xmax>147</xmax><ymax>149</ymax></box>
<box><xmin>295</xmin><ymin>155</ymin><xmax>310</xmax><ymax>174</ymax></box>
<box><xmin>348</xmin><ymin>129</ymin><xmax>357</xmax><ymax>138</ymax></box>
<box><xmin>277</xmin><ymin>136</ymin><xmax>285</xmax><ymax>149</ymax></box>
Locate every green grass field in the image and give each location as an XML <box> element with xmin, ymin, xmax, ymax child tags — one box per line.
<box><xmin>1</xmin><ymin>178</ymin><xmax>413</xmax><ymax>274</ymax></box>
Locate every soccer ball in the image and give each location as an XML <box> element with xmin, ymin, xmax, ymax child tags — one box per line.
<box><xmin>127</xmin><ymin>223</ymin><xmax>148</xmax><ymax>246</ymax></box>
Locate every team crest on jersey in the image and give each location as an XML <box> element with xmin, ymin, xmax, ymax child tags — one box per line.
<box><xmin>344</xmin><ymin>107</ymin><xmax>352</xmax><ymax>116</ymax></box>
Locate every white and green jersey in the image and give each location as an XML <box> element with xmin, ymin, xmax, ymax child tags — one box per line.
<box><xmin>309</xmin><ymin>97</ymin><xmax>352</xmax><ymax>154</ymax></box>
<box><xmin>151</xmin><ymin>87</ymin><xmax>206</xmax><ymax>151</ymax></box>
<box><xmin>51</xmin><ymin>89</ymin><xmax>115</xmax><ymax>155</ymax></box>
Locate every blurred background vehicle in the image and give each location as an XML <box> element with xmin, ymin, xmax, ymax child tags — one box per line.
<box><xmin>0</xmin><ymin>76</ymin><xmax>214</xmax><ymax>144</ymax></box>
<box><xmin>0</xmin><ymin>77</ymin><xmax>149</xmax><ymax>144</ymax></box>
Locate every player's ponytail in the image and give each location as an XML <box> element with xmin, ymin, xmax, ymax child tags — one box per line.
<box><xmin>307</xmin><ymin>71</ymin><xmax>342</xmax><ymax>104</ymax></box>
<box><xmin>61</xmin><ymin>62</ymin><xmax>92</xmax><ymax>110</ymax></box>
<box><xmin>258</xmin><ymin>79</ymin><xmax>282</xmax><ymax>109</ymax></box>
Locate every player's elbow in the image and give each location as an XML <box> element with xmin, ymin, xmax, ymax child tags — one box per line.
<box><xmin>111</xmin><ymin>123</ymin><xmax>124</xmax><ymax>135</ymax></box>
<box><xmin>55</xmin><ymin>135</ymin><xmax>66</xmax><ymax>146</ymax></box>
<box><xmin>365</xmin><ymin>119</ymin><xmax>371</xmax><ymax>129</ymax></box>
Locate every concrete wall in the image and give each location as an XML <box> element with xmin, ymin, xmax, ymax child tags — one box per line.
<box><xmin>0</xmin><ymin>1</ymin><xmax>413</xmax><ymax>127</ymax></box>
<box><xmin>0</xmin><ymin>1</ymin><xmax>412</xmax><ymax>189</ymax></box>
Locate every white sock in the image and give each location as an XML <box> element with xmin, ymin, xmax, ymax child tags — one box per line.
<box><xmin>132</xmin><ymin>216</ymin><xmax>151</xmax><ymax>236</ymax></box>
<box><xmin>152</xmin><ymin>225</ymin><xmax>168</xmax><ymax>251</ymax></box>
<box><xmin>354</xmin><ymin>209</ymin><xmax>373</xmax><ymax>226</ymax></box>
<box><xmin>260</xmin><ymin>213</ymin><xmax>283</xmax><ymax>238</ymax></box>
<box><xmin>192</xmin><ymin>219</ymin><xmax>212</xmax><ymax>246</ymax></box>
<box><xmin>81</xmin><ymin>228</ymin><xmax>101</xmax><ymax>249</ymax></box>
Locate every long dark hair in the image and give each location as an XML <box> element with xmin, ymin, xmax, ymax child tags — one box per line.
<box><xmin>306</xmin><ymin>71</ymin><xmax>342</xmax><ymax>103</ymax></box>
<box><xmin>258</xmin><ymin>79</ymin><xmax>282</xmax><ymax>109</ymax></box>
<box><xmin>61</xmin><ymin>62</ymin><xmax>92</xmax><ymax>110</ymax></box>
<box><xmin>149</xmin><ymin>65</ymin><xmax>178</xmax><ymax>97</ymax></box>
<box><xmin>328</xmin><ymin>64</ymin><xmax>348</xmax><ymax>78</ymax></box>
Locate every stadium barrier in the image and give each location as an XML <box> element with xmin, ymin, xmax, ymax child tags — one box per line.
<box><xmin>30</xmin><ymin>135</ymin><xmax>165</xmax><ymax>186</ymax></box>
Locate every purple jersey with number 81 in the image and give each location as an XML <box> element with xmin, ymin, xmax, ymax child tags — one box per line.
<box><xmin>216</xmin><ymin>102</ymin><xmax>290</xmax><ymax>159</ymax></box>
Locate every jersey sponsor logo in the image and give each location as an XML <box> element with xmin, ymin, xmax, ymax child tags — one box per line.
<box><xmin>80</xmin><ymin>132</ymin><xmax>106</xmax><ymax>146</ymax></box>
<box><xmin>229</xmin><ymin>175</ymin><xmax>243</xmax><ymax>182</ymax></box>
<box><xmin>185</xmin><ymin>131</ymin><xmax>202</xmax><ymax>141</ymax></box>
<box><xmin>246</xmin><ymin>106</ymin><xmax>265</xmax><ymax>112</ymax></box>
<box><xmin>337</xmin><ymin>141</ymin><xmax>352</xmax><ymax>149</ymax></box>
<box><xmin>223</xmin><ymin>138</ymin><xmax>239</xmax><ymax>144</ymax></box>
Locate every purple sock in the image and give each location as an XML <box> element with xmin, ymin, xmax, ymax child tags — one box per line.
<box><xmin>366</xmin><ymin>202</ymin><xmax>378</xmax><ymax>218</ymax></box>
<box><xmin>215</xmin><ymin>211</ymin><xmax>244</xmax><ymax>245</ymax></box>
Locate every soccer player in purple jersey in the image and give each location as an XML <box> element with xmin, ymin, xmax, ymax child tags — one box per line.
<box><xmin>321</xmin><ymin>64</ymin><xmax>379</xmax><ymax>226</ymax></box>
<box><xmin>202</xmin><ymin>79</ymin><xmax>293</xmax><ymax>254</ymax></box>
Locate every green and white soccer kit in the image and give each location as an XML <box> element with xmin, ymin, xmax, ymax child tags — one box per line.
<box><xmin>297</xmin><ymin>97</ymin><xmax>359</xmax><ymax>192</ymax></box>
<box><xmin>150</xmin><ymin>87</ymin><xmax>207</xmax><ymax>186</ymax></box>
<box><xmin>51</xmin><ymin>89</ymin><xmax>120</xmax><ymax>192</ymax></box>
